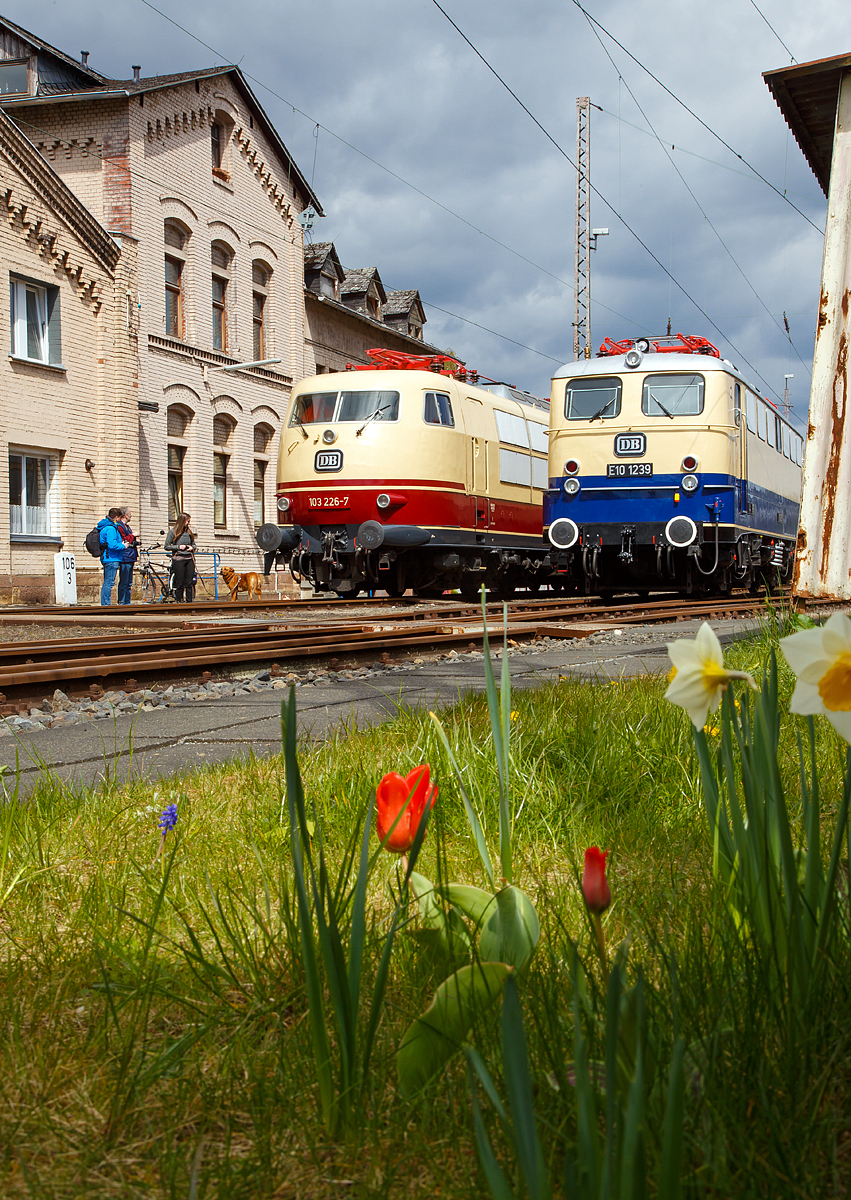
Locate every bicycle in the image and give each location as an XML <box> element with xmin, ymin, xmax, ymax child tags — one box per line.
<box><xmin>137</xmin><ymin>542</ymin><xmax>175</xmax><ymax>603</ymax></box>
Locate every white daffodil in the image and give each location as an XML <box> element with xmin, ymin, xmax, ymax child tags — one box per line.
<box><xmin>665</xmin><ymin>622</ymin><xmax>757</xmax><ymax>730</ymax></box>
<box><xmin>780</xmin><ymin>612</ymin><xmax>851</xmax><ymax>743</ymax></box>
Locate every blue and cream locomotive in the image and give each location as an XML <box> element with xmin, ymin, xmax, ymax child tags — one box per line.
<box><xmin>544</xmin><ymin>335</ymin><xmax>804</xmax><ymax>594</ymax></box>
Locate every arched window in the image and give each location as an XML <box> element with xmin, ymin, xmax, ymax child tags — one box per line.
<box><xmin>164</xmin><ymin>219</ymin><xmax>190</xmax><ymax>339</ymax></box>
<box><xmin>253</xmin><ymin>421</ymin><xmax>275</xmax><ymax>527</ymax></box>
<box><xmin>166</xmin><ymin>403</ymin><xmax>192</xmax><ymax>523</ymax></box>
<box><xmin>212</xmin><ymin>413</ymin><xmax>235</xmax><ymax>528</ymax></box>
<box><xmin>252</xmin><ymin>260</ymin><xmax>272</xmax><ymax>360</ymax></box>
<box><xmin>211</xmin><ymin>241</ymin><xmax>233</xmax><ymax>351</ymax></box>
<box><xmin>210</xmin><ymin>110</ymin><xmax>234</xmax><ymax>181</ymax></box>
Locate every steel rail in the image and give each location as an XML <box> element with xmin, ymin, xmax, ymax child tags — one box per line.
<box><xmin>0</xmin><ymin>593</ymin><xmax>786</xmax><ymax>690</ymax></box>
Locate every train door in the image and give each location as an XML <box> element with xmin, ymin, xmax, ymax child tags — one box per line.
<box><xmin>462</xmin><ymin>396</ymin><xmax>491</xmax><ymax>528</ymax></box>
<box><xmin>735</xmin><ymin>383</ymin><xmax>748</xmax><ymax>513</ymax></box>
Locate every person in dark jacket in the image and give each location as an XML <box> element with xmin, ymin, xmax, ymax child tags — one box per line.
<box><xmin>117</xmin><ymin>506</ymin><xmax>138</xmax><ymax>605</ymax></box>
<box><xmin>97</xmin><ymin>508</ymin><xmax>126</xmax><ymax>606</ymax></box>
<box><xmin>165</xmin><ymin>513</ymin><xmax>196</xmax><ymax>602</ymax></box>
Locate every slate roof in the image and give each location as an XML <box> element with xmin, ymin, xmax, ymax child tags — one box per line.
<box><xmin>0</xmin><ymin>13</ymin><xmax>107</xmax><ymax>84</ymax></box>
<box><xmin>383</xmin><ymin>289</ymin><xmax>422</xmax><ymax>318</ymax></box>
<box><xmin>304</xmin><ymin>241</ymin><xmax>344</xmax><ymax>277</ymax></box>
<box><xmin>341</xmin><ymin>267</ymin><xmax>386</xmax><ymax>302</ymax></box>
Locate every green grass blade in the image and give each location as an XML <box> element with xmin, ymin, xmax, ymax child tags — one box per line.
<box><xmin>346</xmin><ymin>793</ymin><xmax>375</xmax><ymax>1028</ymax></box>
<box><xmin>602</xmin><ymin>955</ymin><xmax>623</xmax><ymax>1200</ymax></box>
<box><xmin>466</xmin><ymin>1055</ymin><xmax>516</xmax><ymax>1200</ymax></box>
<box><xmin>658</xmin><ymin>1037</ymin><xmax>685</xmax><ymax>1200</ymax></box>
<box><xmin>480</xmin><ymin>588</ymin><xmax>509</xmax><ymax>882</ymax></box>
<box><xmin>501</xmin><ymin>975</ymin><xmax>549</xmax><ymax>1200</ymax></box>
<box><xmin>431</xmin><ymin>711</ymin><xmax>495</xmax><ymax>887</ymax></box>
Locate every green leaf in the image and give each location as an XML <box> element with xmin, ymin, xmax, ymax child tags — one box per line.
<box><xmin>397</xmin><ymin>962</ymin><xmax>512</xmax><ymax>1097</ymax></box>
<box><xmin>466</xmin><ymin>1054</ymin><xmax>515</xmax><ymax>1200</ymax></box>
<box><xmin>430</xmin><ymin>713</ymin><xmax>495</xmax><ymax>887</ymax></box>
<box><xmin>501</xmin><ymin>975</ymin><xmax>551</xmax><ymax>1200</ymax></box>
<box><xmin>658</xmin><ymin>1038</ymin><xmax>685</xmax><ymax>1200</ymax></box>
<box><xmin>444</xmin><ymin>883</ymin><xmax>497</xmax><ymax>926</ymax></box>
<box><xmin>409</xmin><ymin>871</ymin><xmax>446</xmax><ymax>930</ymax></box>
<box><xmin>479</xmin><ymin>885</ymin><xmax>539</xmax><ymax>971</ymax></box>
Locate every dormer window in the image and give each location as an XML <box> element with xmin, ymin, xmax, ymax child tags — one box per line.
<box><xmin>0</xmin><ymin>60</ymin><xmax>29</xmax><ymax>97</ymax></box>
<box><xmin>319</xmin><ymin>272</ymin><xmax>337</xmax><ymax>300</ymax></box>
<box><xmin>367</xmin><ymin>289</ymin><xmax>381</xmax><ymax>320</ymax></box>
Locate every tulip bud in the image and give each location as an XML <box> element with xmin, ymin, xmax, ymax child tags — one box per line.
<box><xmin>581</xmin><ymin>847</ymin><xmax>611</xmax><ymax>914</ymax></box>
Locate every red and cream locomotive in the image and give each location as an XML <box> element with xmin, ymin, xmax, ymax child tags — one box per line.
<box><xmin>256</xmin><ymin>350</ymin><xmax>554</xmax><ymax>598</ymax></box>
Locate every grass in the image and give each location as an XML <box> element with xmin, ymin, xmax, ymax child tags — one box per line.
<box><xmin>1</xmin><ymin>614</ymin><xmax>850</xmax><ymax>1197</ymax></box>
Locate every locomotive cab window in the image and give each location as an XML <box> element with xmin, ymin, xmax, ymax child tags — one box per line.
<box><xmin>289</xmin><ymin>389</ymin><xmax>399</xmax><ymax>426</ymax></box>
<box><xmin>641</xmin><ymin>374</ymin><xmax>704</xmax><ymax>417</ymax></box>
<box><xmin>564</xmin><ymin>376</ymin><xmax>622</xmax><ymax>420</ymax></box>
<box><xmin>423</xmin><ymin>392</ymin><xmax>454</xmax><ymax>427</ymax></box>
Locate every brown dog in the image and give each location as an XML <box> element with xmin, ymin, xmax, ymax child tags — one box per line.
<box><xmin>221</xmin><ymin>565</ymin><xmax>262</xmax><ymax>602</ymax></box>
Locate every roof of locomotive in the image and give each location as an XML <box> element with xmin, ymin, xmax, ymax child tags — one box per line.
<box><xmin>553</xmin><ymin>351</ymin><xmax>762</xmax><ymax>395</ymax></box>
<box><xmin>295</xmin><ymin>369</ymin><xmax>549</xmax><ymax>412</ymax></box>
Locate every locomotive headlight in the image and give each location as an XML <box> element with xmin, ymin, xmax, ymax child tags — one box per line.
<box><xmin>564</xmin><ymin>459</ymin><xmax>580</xmax><ymax>475</ymax></box>
<box><xmin>564</xmin><ymin>477</ymin><xmax>581</xmax><ymax>496</ymax></box>
<box><xmin>681</xmin><ymin>474</ymin><xmax>699</xmax><ymax>493</ymax></box>
<box><xmin>376</xmin><ymin>493</ymin><xmax>391</xmax><ymax>509</ymax></box>
<box><xmin>322</xmin><ymin>429</ymin><xmax>337</xmax><ymax>444</ymax></box>
<box><xmin>276</xmin><ymin>496</ymin><xmax>291</xmax><ymax>512</ymax></box>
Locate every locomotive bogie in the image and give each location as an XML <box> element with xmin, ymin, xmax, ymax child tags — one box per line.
<box><xmin>544</xmin><ymin>348</ymin><xmax>803</xmax><ymax>594</ymax></box>
<box><xmin>262</xmin><ymin>369</ymin><xmax>554</xmax><ymax>597</ymax></box>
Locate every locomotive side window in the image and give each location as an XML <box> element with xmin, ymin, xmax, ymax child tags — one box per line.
<box><xmin>290</xmin><ymin>392</ymin><xmax>337</xmax><ymax>425</ymax></box>
<box><xmin>757</xmin><ymin>403</ymin><xmax>767</xmax><ymax>441</ymax></box>
<box><xmin>745</xmin><ymin>392</ymin><xmax>757</xmax><ymax>432</ymax></box>
<box><xmin>565</xmin><ymin>376</ymin><xmax>622</xmax><ymax>420</ymax></box>
<box><xmin>641</xmin><ymin>374</ymin><xmax>704</xmax><ymax>417</ymax></box>
<box><xmin>783</xmin><ymin>425</ymin><xmax>791</xmax><ymax>458</ymax></box>
<box><xmin>423</xmin><ymin>392</ymin><xmax>454</xmax><ymax>427</ymax></box>
<box><xmin>337</xmin><ymin>390</ymin><xmax>399</xmax><ymax>423</ymax></box>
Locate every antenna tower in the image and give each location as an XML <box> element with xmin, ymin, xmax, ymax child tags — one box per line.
<box><xmin>574</xmin><ymin>97</ymin><xmax>591</xmax><ymax>360</ymax></box>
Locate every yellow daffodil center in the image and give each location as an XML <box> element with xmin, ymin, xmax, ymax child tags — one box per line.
<box><xmin>818</xmin><ymin>653</ymin><xmax>851</xmax><ymax>711</ymax></box>
<box><xmin>701</xmin><ymin>662</ymin><xmax>730</xmax><ymax>692</ymax></box>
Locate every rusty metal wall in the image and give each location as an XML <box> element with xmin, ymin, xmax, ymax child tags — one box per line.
<box><xmin>795</xmin><ymin>70</ymin><xmax>851</xmax><ymax>599</ymax></box>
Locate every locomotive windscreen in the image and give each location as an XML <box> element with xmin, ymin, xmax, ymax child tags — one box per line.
<box><xmin>564</xmin><ymin>376</ymin><xmax>622</xmax><ymax>420</ymax></box>
<box><xmin>641</xmin><ymin>374</ymin><xmax>704</xmax><ymax>417</ymax></box>
<box><xmin>290</xmin><ymin>390</ymin><xmax>400</xmax><ymax>425</ymax></box>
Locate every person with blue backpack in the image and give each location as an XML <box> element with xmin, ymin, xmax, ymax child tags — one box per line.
<box><xmin>97</xmin><ymin>508</ymin><xmax>128</xmax><ymax>606</ymax></box>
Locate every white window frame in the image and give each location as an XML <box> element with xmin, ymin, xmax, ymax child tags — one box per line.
<box><xmin>9</xmin><ymin>450</ymin><xmax>53</xmax><ymax>537</ymax></box>
<box><xmin>10</xmin><ymin>277</ymin><xmax>49</xmax><ymax>363</ymax></box>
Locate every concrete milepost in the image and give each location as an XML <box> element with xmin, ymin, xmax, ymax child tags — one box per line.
<box><xmin>53</xmin><ymin>551</ymin><xmax>77</xmax><ymax>605</ymax></box>
<box><xmin>765</xmin><ymin>54</ymin><xmax>851</xmax><ymax>600</ymax></box>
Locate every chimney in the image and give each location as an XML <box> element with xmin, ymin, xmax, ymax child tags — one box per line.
<box><xmin>81</xmin><ymin>51</ymin><xmax>89</xmax><ymax>67</ymax></box>
<box><xmin>132</xmin><ymin>65</ymin><xmax>141</xmax><ymax>82</ymax></box>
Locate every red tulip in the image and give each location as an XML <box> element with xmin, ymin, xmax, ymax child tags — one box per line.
<box><xmin>581</xmin><ymin>847</ymin><xmax>611</xmax><ymax>914</ymax></box>
<box><xmin>376</xmin><ymin>765</ymin><xmax>437</xmax><ymax>852</ymax></box>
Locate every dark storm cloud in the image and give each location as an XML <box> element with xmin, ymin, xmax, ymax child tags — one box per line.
<box><xmin>8</xmin><ymin>0</ymin><xmax>847</xmax><ymax>418</ymax></box>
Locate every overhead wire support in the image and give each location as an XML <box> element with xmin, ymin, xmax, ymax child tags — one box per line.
<box><xmin>574</xmin><ymin>98</ymin><xmax>591</xmax><ymax>359</ymax></box>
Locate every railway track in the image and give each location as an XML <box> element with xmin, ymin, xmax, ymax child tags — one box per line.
<box><xmin>0</xmin><ymin>591</ymin><xmax>799</xmax><ymax>694</ymax></box>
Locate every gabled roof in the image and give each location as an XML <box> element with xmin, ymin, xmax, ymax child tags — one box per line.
<box><xmin>341</xmin><ymin>267</ymin><xmax>386</xmax><ymax>303</ymax></box>
<box><xmin>764</xmin><ymin>52</ymin><xmax>851</xmax><ymax>196</ymax></box>
<box><xmin>0</xmin><ymin>12</ymin><xmax>107</xmax><ymax>85</ymax></box>
<box><xmin>304</xmin><ymin>241</ymin><xmax>344</xmax><ymax>278</ymax></box>
<box><xmin>383</xmin><ymin>289</ymin><xmax>424</xmax><ymax>321</ymax></box>
<box><xmin>0</xmin><ymin>104</ymin><xmax>118</xmax><ymax>273</ymax></box>
<box><xmin>0</xmin><ymin>14</ymin><xmax>322</xmax><ymax>213</ymax></box>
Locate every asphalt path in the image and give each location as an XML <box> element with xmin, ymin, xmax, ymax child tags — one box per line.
<box><xmin>0</xmin><ymin>617</ymin><xmax>760</xmax><ymax>797</ymax></box>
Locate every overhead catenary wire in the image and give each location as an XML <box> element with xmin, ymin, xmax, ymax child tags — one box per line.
<box><xmin>568</xmin><ymin>0</ymin><xmax>820</xmax><ymax>235</ymax></box>
<box><xmin>747</xmin><ymin>0</ymin><xmax>797</xmax><ymax>64</ymax></box>
<box><xmin>427</xmin><ymin>0</ymin><xmax>786</xmax><ymax>401</ymax></box>
<box><xmin>582</xmin><ymin>15</ymin><xmax>811</xmax><ymax>377</ymax></box>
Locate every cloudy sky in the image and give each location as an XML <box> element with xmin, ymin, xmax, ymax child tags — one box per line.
<box><xmin>6</xmin><ymin>0</ymin><xmax>848</xmax><ymax>424</ymax></box>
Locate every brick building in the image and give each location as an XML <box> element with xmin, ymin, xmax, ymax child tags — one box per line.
<box><xmin>0</xmin><ymin>17</ymin><xmax>445</xmax><ymax>600</ymax></box>
<box><xmin>0</xmin><ymin>103</ymin><xmax>132</xmax><ymax>602</ymax></box>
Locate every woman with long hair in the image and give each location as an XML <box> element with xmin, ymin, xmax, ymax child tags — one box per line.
<box><xmin>165</xmin><ymin>512</ymin><xmax>196</xmax><ymax>602</ymax></box>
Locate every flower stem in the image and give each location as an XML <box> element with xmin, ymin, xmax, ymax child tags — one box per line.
<box><xmin>593</xmin><ymin>914</ymin><xmax>609</xmax><ymax>987</ymax></box>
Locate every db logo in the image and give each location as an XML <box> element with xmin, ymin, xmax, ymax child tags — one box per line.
<box><xmin>314</xmin><ymin>449</ymin><xmax>343</xmax><ymax>472</ymax></box>
<box><xmin>614</xmin><ymin>433</ymin><xmax>646</xmax><ymax>458</ymax></box>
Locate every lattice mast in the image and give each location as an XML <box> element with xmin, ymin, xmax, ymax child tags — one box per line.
<box><xmin>574</xmin><ymin>97</ymin><xmax>591</xmax><ymax>360</ymax></box>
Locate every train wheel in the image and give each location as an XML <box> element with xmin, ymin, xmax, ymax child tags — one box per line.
<box><xmin>415</xmin><ymin>584</ymin><xmax>446</xmax><ymax>599</ymax></box>
<box><xmin>340</xmin><ymin>586</ymin><xmax>362</xmax><ymax>600</ymax></box>
<box><xmin>383</xmin><ymin>562</ymin><xmax>407</xmax><ymax>598</ymax></box>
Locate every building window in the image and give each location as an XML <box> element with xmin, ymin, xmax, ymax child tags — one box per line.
<box><xmin>213</xmin><ymin>452</ymin><xmax>228</xmax><ymax>527</ymax></box>
<box><xmin>10</xmin><ymin>278</ymin><xmax>57</xmax><ymax>364</ymax></box>
<box><xmin>254</xmin><ymin>459</ymin><xmax>265</xmax><ymax>526</ymax></box>
<box><xmin>9</xmin><ymin>452</ymin><xmax>51</xmax><ymax>536</ymax></box>
<box><xmin>252</xmin><ymin>262</ymin><xmax>270</xmax><ymax>360</ymax></box>
<box><xmin>168</xmin><ymin>444</ymin><xmax>184</xmax><ymax>524</ymax></box>
<box><xmin>165</xmin><ymin>257</ymin><xmax>183</xmax><ymax>338</ymax></box>
<box><xmin>319</xmin><ymin>272</ymin><xmax>337</xmax><ymax>299</ymax></box>
<box><xmin>367</xmin><ymin>290</ymin><xmax>381</xmax><ymax>319</ymax></box>
<box><xmin>211</xmin><ymin>123</ymin><xmax>223</xmax><ymax>169</ymax></box>
<box><xmin>0</xmin><ymin>60</ymin><xmax>29</xmax><ymax>97</ymax></box>
<box><xmin>213</xmin><ymin>415</ymin><xmax>234</xmax><ymax>447</ymax></box>
<box><xmin>211</xmin><ymin>242</ymin><xmax>232</xmax><ymax>352</ymax></box>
